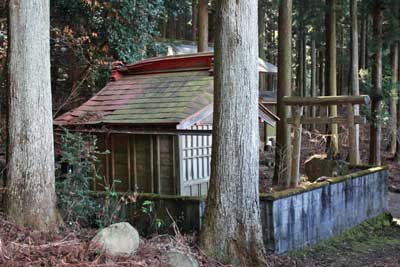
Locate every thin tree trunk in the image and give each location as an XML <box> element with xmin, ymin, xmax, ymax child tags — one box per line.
<box><xmin>319</xmin><ymin>48</ymin><xmax>325</xmax><ymax>97</ymax></box>
<box><xmin>311</xmin><ymin>39</ymin><xmax>317</xmax><ymax>124</ymax></box>
<box><xmin>259</xmin><ymin>0</ymin><xmax>267</xmax><ymax>91</ymax></box>
<box><xmin>360</xmin><ymin>13</ymin><xmax>367</xmax><ymax>69</ymax></box>
<box><xmin>267</xmin><ymin>28</ymin><xmax>274</xmax><ymax>90</ymax></box>
<box><xmin>302</xmin><ymin>31</ymin><xmax>307</xmax><ymax>98</ymax></box>
<box><xmin>338</xmin><ymin>25</ymin><xmax>344</xmax><ymax>95</ymax></box>
<box><xmin>7</xmin><ymin>0</ymin><xmax>59</xmax><ymax>230</ymax></box>
<box><xmin>389</xmin><ymin>43</ymin><xmax>398</xmax><ymax>155</ymax></box>
<box><xmin>273</xmin><ymin>0</ymin><xmax>292</xmax><ymax>187</ymax></box>
<box><xmin>200</xmin><ymin>1</ymin><xmax>265</xmax><ymax>265</ymax></box>
<box><xmin>176</xmin><ymin>15</ymin><xmax>182</xmax><ymax>40</ymax></box>
<box><xmin>350</xmin><ymin>0</ymin><xmax>361</xmax><ymax>164</ymax></box>
<box><xmin>198</xmin><ymin>0</ymin><xmax>208</xmax><ymax>52</ymax></box>
<box><xmin>296</xmin><ymin>36</ymin><xmax>304</xmax><ymax>96</ymax></box>
<box><xmin>325</xmin><ymin>0</ymin><xmax>339</xmax><ymax>157</ymax></box>
<box><xmin>369</xmin><ymin>0</ymin><xmax>383</xmax><ymax>165</ymax></box>
<box><xmin>397</xmin><ymin>43</ymin><xmax>400</xmax><ymax>163</ymax></box>
<box><xmin>192</xmin><ymin>0</ymin><xmax>198</xmax><ymax>42</ymax></box>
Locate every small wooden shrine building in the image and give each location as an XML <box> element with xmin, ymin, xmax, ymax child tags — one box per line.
<box><xmin>54</xmin><ymin>53</ymin><xmax>278</xmax><ymax>197</ymax></box>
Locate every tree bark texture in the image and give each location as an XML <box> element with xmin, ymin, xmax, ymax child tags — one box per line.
<box><xmin>389</xmin><ymin>43</ymin><xmax>398</xmax><ymax>155</ymax></box>
<box><xmin>350</xmin><ymin>0</ymin><xmax>360</xmax><ymax>164</ymax></box>
<box><xmin>369</xmin><ymin>0</ymin><xmax>383</xmax><ymax>165</ymax></box>
<box><xmin>200</xmin><ymin>1</ymin><xmax>265</xmax><ymax>265</ymax></box>
<box><xmin>198</xmin><ymin>0</ymin><xmax>208</xmax><ymax>52</ymax></box>
<box><xmin>273</xmin><ymin>0</ymin><xmax>292</xmax><ymax>187</ymax></box>
<box><xmin>325</xmin><ymin>0</ymin><xmax>339</xmax><ymax>156</ymax></box>
<box><xmin>7</xmin><ymin>0</ymin><xmax>59</xmax><ymax>230</ymax></box>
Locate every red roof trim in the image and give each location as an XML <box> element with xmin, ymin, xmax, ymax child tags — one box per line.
<box><xmin>119</xmin><ymin>53</ymin><xmax>213</xmax><ymax>75</ymax></box>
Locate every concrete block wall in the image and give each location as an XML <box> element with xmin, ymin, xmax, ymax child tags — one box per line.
<box><xmin>261</xmin><ymin>167</ymin><xmax>389</xmax><ymax>253</ymax></box>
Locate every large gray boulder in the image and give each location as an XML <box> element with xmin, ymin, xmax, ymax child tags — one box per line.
<box><xmin>90</xmin><ymin>222</ymin><xmax>140</xmax><ymax>257</ymax></box>
<box><xmin>305</xmin><ymin>154</ymin><xmax>349</xmax><ymax>182</ymax></box>
<box><xmin>165</xmin><ymin>251</ymin><xmax>199</xmax><ymax>267</ymax></box>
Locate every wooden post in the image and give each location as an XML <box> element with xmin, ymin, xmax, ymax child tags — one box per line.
<box><xmin>290</xmin><ymin>106</ymin><xmax>303</xmax><ymax>187</ymax></box>
<box><xmin>156</xmin><ymin>135</ymin><xmax>161</xmax><ymax>194</ymax></box>
<box><xmin>172</xmin><ymin>136</ymin><xmax>177</xmax><ymax>195</ymax></box>
<box><xmin>132</xmin><ymin>135</ymin><xmax>137</xmax><ymax>191</ymax></box>
<box><xmin>105</xmin><ymin>133</ymin><xmax>111</xmax><ymax>187</ymax></box>
<box><xmin>264</xmin><ymin>122</ymin><xmax>268</xmax><ymax>149</ymax></box>
<box><xmin>150</xmin><ymin>136</ymin><xmax>154</xmax><ymax>193</ymax></box>
<box><xmin>127</xmin><ymin>137</ymin><xmax>132</xmax><ymax>191</ymax></box>
<box><xmin>111</xmin><ymin>135</ymin><xmax>115</xmax><ymax>186</ymax></box>
<box><xmin>347</xmin><ymin>104</ymin><xmax>359</xmax><ymax>165</ymax></box>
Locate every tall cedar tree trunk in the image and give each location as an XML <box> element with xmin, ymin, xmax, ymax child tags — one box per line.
<box><xmin>325</xmin><ymin>0</ymin><xmax>339</xmax><ymax>157</ymax></box>
<box><xmin>200</xmin><ymin>1</ymin><xmax>266</xmax><ymax>265</ymax></box>
<box><xmin>389</xmin><ymin>43</ymin><xmax>398</xmax><ymax>155</ymax></box>
<box><xmin>198</xmin><ymin>0</ymin><xmax>208</xmax><ymax>52</ymax></box>
<box><xmin>350</xmin><ymin>0</ymin><xmax>361</xmax><ymax>164</ymax></box>
<box><xmin>7</xmin><ymin>0</ymin><xmax>59</xmax><ymax>230</ymax></box>
<box><xmin>369</xmin><ymin>0</ymin><xmax>383</xmax><ymax>165</ymax></box>
<box><xmin>273</xmin><ymin>0</ymin><xmax>292</xmax><ymax>187</ymax></box>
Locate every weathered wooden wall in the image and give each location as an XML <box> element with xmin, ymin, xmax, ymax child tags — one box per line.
<box><xmin>95</xmin><ymin>133</ymin><xmax>177</xmax><ymax>195</ymax></box>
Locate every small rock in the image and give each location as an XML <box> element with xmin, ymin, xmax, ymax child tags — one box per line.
<box><xmin>90</xmin><ymin>222</ymin><xmax>140</xmax><ymax>257</ymax></box>
<box><xmin>165</xmin><ymin>250</ymin><xmax>199</xmax><ymax>267</ymax></box>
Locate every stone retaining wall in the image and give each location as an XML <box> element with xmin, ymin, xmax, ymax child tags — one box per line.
<box><xmin>112</xmin><ymin>166</ymin><xmax>388</xmax><ymax>253</ymax></box>
<box><xmin>260</xmin><ymin>166</ymin><xmax>388</xmax><ymax>253</ymax></box>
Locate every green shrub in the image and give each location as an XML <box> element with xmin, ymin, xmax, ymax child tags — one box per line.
<box><xmin>55</xmin><ymin>128</ymin><xmax>126</xmax><ymax>228</ymax></box>
<box><xmin>56</xmin><ymin>128</ymin><xmax>102</xmax><ymax>227</ymax></box>
<box><xmin>55</xmin><ymin>129</ymin><xmax>166</xmax><ymax>234</ymax></box>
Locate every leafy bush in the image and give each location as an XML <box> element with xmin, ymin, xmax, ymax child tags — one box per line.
<box><xmin>55</xmin><ymin>129</ymin><xmax>166</xmax><ymax>234</ymax></box>
<box><xmin>138</xmin><ymin>200</ymin><xmax>165</xmax><ymax>236</ymax></box>
<box><xmin>55</xmin><ymin>128</ymin><xmax>103</xmax><ymax>227</ymax></box>
<box><xmin>55</xmin><ymin>128</ymin><xmax>131</xmax><ymax>228</ymax></box>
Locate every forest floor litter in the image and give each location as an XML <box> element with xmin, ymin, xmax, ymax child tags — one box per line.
<box><xmin>1</xmin><ymin>126</ymin><xmax>400</xmax><ymax>266</ymax></box>
<box><xmin>0</xmin><ymin>210</ymin><xmax>399</xmax><ymax>266</ymax></box>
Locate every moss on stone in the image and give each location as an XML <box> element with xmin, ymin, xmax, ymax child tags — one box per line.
<box><xmin>260</xmin><ymin>181</ymin><xmax>330</xmax><ymax>200</ymax></box>
<box><xmin>327</xmin><ymin>165</ymin><xmax>388</xmax><ymax>184</ymax></box>
<box><xmin>261</xmin><ymin>165</ymin><xmax>389</xmax><ymax>201</ymax></box>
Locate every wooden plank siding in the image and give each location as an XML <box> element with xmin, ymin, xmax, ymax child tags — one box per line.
<box><xmin>92</xmin><ymin>125</ymin><xmax>268</xmax><ymax>197</ymax></box>
<box><xmin>94</xmin><ymin>133</ymin><xmax>177</xmax><ymax>195</ymax></box>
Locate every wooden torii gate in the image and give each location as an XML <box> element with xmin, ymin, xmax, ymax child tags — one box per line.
<box><xmin>282</xmin><ymin>95</ymin><xmax>371</xmax><ymax>187</ymax></box>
